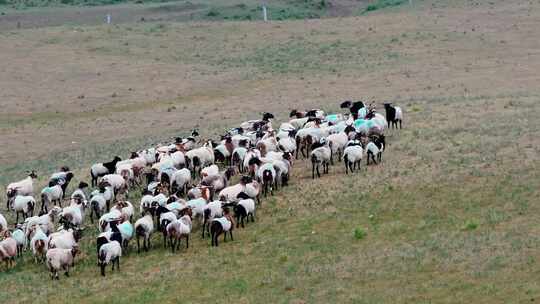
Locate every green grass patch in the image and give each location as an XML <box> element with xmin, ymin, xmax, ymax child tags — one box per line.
<box><xmin>363</xmin><ymin>0</ymin><xmax>406</xmax><ymax>13</ymax></box>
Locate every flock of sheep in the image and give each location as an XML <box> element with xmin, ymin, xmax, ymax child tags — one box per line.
<box><xmin>0</xmin><ymin>101</ymin><xmax>403</xmax><ymax>279</ymax></box>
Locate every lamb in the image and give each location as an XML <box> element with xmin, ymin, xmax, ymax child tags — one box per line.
<box><xmin>210</xmin><ymin>208</ymin><xmax>235</xmax><ymax>247</ymax></box>
<box><xmin>40</xmin><ymin>184</ymin><xmax>63</xmax><ymax>213</ymax></box>
<box><xmin>98</xmin><ymin>240</ymin><xmax>122</xmax><ymax>276</ymax></box>
<box><xmin>310</xmin><ymin>140</ymin><xmax>332</xmax><ymax>179</ymax></box>
<box><xmin>30</xmin><ymin>226</ymin><xmax>49</xmax><ymax>263</ymax></box>
<box><xmin>90</xmin><ymin>156</ymin><xmax>121</xmax><ymax>187</ymax></box>
<box><xmin>134</xmin><ymin>214</ymin><xmax>154</xmax><ymax>253</ymax></box>
<box><xmin>46</xmin><ymin>247</ymin><xmax>79</xmax><ymax>280</ymax></box>
<box><xmin>49</xmin><ymin>168</ymin><xmax>74</xmax><ymax>199</ymax></box>
<box><xmin>384</xmin><ymin>103</ymin><xmax>403</xmax><ymax>129</ymax></box>
<box><xmin>13</xmin><ymin>195</ymin><xmax>36</xmax><ymax>223</ymax></box>
<box><xmin>166</xmin><ymin>215</ymin><xmax>192</xmax><ymax>252</ymax></box>
<box><xmin>343</xmin><ymin>140</ymin><xmax>363</xmax><ymax>174</ymax></box>
<box><xmin>169</xmin><ymin>168</ymin><xmax>189</xmax><ymax>195</ymax></box>
<box><xmin>7</xmin><ymin>171</ymin><xmax>37</xmax><ymax>210</ymax></box>
<box><xmin>0</xmin><ymin>232</ymin><xmax>17</xmax><ymax>269</ymax></box>
<box><xmin>234</xmin><ymin>194</ymin><xmax>256</xmax><ymax>228</ymax></box>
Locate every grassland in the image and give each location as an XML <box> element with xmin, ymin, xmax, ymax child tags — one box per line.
<box><xmin>1</xmin><ymin>0</ymin><xmax>540</xmax><ymax>303</ymax></box>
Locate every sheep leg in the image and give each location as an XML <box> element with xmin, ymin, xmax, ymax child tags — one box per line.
<box><xmin>316</xmin><ymin>165</ymin><xmax>321</xmax><ymax>178</ymax></box>
<box><xmin>116</xmin><ymin>257</ymin><xmax>120</xmax><ymax>272</ymax></box>
<box><xmin>177</xmin><ymin>238</ymin><xmax>181</xmax><ymax>251</ymax></box>
<box><xmin>229</xmin><ymin>230</ymin><xmax>234</xmax><ymax>241</ymax></box>
<box><xmin>399</xmin><ymin>120</ymin><xmax>402</xmax><ymax>129</ymax></box>
<box><xmin>137</xmin><ymin>236</ymin><xmax>140</xmax><ymax>253</ymax></box>
<box><xmin>312</xmin><ymin>162</ymin><xmax>316</xmax><ymax>179</ymax></box>
<box><xmin>224</xmin><ymin>232</ymin><xmax>227</xmax><ymax>242</ymax></box>
<box><xmin>186</xmin><ymin>235</ymin><xmax>189</xmax><ymax>249</ymax></box>
<box><xmin>147</xmin><ymin>237</ymin><xmax>151</xmax><ymax>251</ymax></box>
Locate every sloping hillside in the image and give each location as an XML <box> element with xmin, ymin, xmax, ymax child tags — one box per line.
<box><xmin>1</xmin><ymin>1</ymin><xmax>540</xmax><ymax>303</ymax></box>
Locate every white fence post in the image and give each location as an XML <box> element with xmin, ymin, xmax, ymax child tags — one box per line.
<box><xmin>106</xmin><ymin>14</ymin><xmax>111</xmax><ymax>24</ymax></box>
<box><xmin>262</xmin><ymin>6</ymin><xmax>267</xmax><ymax>22</ymax></box>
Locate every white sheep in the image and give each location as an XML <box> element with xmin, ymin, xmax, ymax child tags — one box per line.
<box><xmin>0</xmin><ymin>233</ymin><xmax>17</xmax><ymax>268</ymax></box>
<box><xmin>6</xmin><ymin>171</ymin><xmax>37</xmax><ymax>210</ymax></box>
<box><xmin>49</xmin><ymin>228</ymin><xmax>81</xmax><ymax>250</ymax></box>
<box><xmin>171</xmin><ymin>168</ymin><xmax>191</xmax><ymax>195</ymax></box>
<box><xmin>46</xmin><ymin>247</ymin><xmax>79</xmax><ymax>280</ymax></box>
<box><xmin>13</xmin><ymin>195</ymin><xmax>36</xmax><ymax>223</ymax></box>
<box><xmin>231</xmin><ymin>146</ymin><xmax>248</xmax><ymax>172</ymax></box>
<box><xmin>343</xmin><ymin>141</ymin><xmax>363</xmax><ymax>174</ymax></box>
<box><xmin>70</xmin><ymin>182</ymin><xmax>89</xmax><ymax>202</ymax></box>
<box><xmin>234</xmin><ymin>198</ymin><xmax>256</xmax><ymax>228</ymax></box>
<box><xmin>139</xmin><ymin>193</ymin><xmax>154</xmax><ymax>215</ymax></box>
<box><xmin>30</xmin><ymin>226</ymin><xmax>49</xmax><ymax>263</ymax></box>
<box><xmin>202</xmin><ymin>200</ymin><xmax>223</xmax><ymax>238</ymax></box>
<box><xmin>310</xmin><ymin>143</ymin><xmax>331</xmax><ymax>179</ymax></box>
<box><xmin>24</xmin><ymin>206</ymin><xmax>62</xmax><ymax>237</ymax></box>
<box><xmin>111</xmin><ymin>201</ymin><xmax>134</xmax><ymax>221</ymax></box>
<box><xmin>40</xmin><ymin>184</ymin><xmax>63</xmax><ymax>213</ymax></box>
<box><xmin>166</xmin><ymin>215</ymin><xmax>192</xmax><ymax>252</ymax></box>
<box><xmin>99</xmin><ymin>209</ymin><xmax>122</xmax><ymax>232</ymax></box>
<box><xmin>185</xmin><ymin>141</ymin><xmax>215</xmax><ymax>176</ymax></box>
<box><xmin>201</xmin><ymin>164</ymin><xmax>219</xmax><ymax>178</ymax></box>
<box><xmin>98</xmin><ymin>240</ymin><xmax>122</xmax><ymax>276</ymax></box>
<box><xmin>12</xmin><ymin>228</ymin><xmax>25</xmax><ymax>258</ymax></box>
<box><xmin>90</xmin><ymin>156</ymin><xmax>122</xmax><ymax>187</ymax></box>
<box><xmin>327</xmin><ymin>132</ymin><xmax>349</xmax><ymax>164</ymax></box>
<box><xmin>59</xmin><ymin>201</ymin><xmax>86</xmax><ymax>229</ymax></box>
<box><xmin>101</xmin><ymin>174</ymin><xmax>128</xmax><ymax>198</ymax></box>
<box><xmin>134</xmin><ymin>214</ymin><xmax>154</xmax><ymax>253</ymax></box>
<box><xmin>210</xmin><ymin>213</ymin><xmax>235</xmax><ymax>247</ymax></box>
<box><xmin>89</xmin><ymin>193</ymin><xmax>107</xmax><ymax>224</ymax></box>
<box><xmin>256</xmin><ymin>162</ymin><xmax>277</xmax><ymax>197</ymax></box>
